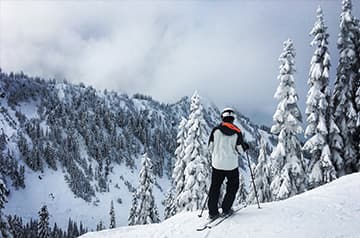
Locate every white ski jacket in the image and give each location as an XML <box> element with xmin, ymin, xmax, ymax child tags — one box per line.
<box><xmin>208</xmin><ymin>122</ymin><xmax>246</xmax><ymax>170</ymax></box>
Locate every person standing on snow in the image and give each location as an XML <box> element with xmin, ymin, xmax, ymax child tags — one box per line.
<box><xmin>207</xmin><ymin>108</ymin><xmax>249</xmax><ymax>219</ymax></box>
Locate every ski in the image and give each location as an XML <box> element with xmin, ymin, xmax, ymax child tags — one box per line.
<box><xmin>196</xmin><ymin>216</ymin><xmax>221</xmax><ymax>231</ymax></box>
<box><xmin>206</xmin><ymin>210</ymin><xmax>235</xmax><ymax>229</ymax></box>
<box><xmin>196</xmin><ymin>205</ymin><xmax>247</xmax><ymax>231</ymax></box>
<box><xmin>207</xmin><ymin>205</ymin><xmax>246</xmax><ymax>229</ymax></box>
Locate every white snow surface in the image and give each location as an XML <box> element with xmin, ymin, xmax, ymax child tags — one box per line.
<box><xmin>81</xmin><ymin>172</ymin><xmax>360</xmax><ymax>238</ymax></box>
<box><xmin>3</xmin><ymin>162</ymin><xmax>170</xmax><ymax>230</ymax></box>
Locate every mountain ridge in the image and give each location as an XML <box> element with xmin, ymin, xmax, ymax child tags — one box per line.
<box><xmin>0</xmin><ymin>69</ymin><xmax>272</xmax><ymax>230</ymax></box>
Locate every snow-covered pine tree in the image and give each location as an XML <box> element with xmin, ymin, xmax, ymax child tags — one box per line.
<box><xmin>69</xmin><ymin>219</ymin><xmax>80</xmax><ymax>237</ymax></box>
<box><xmin>235</xmin><ymin>173</ymin><xmax>248</xmax><ymax>205</ymax></box>
<box><xmin>0</xmin><ymin>131</ymin><xmax>6</xmax><ymax>151</ymax></box>
<box><xmin>128</xmin><ymin>192</ymin><xmax>138</xmax><ymax>226</ymax></box>
<box><xmin>270</xmin><ymin>39</ymin><xmax>307</xmax><ymax>200</ymax></box>
<box><xmin>351</xmin><ymin>15</ymin><xmax>360</xmax><ymax>172</ymax></box>
<box><xmin>79</xmin><ymin>221</ymin><xmax>87</xmax><ymax>236</ymax></box>
<box><xmin>249</xmin><ymin>138</ymin><xmax>272</xmax><ymax>203</ymax></box>
<box><xmin>23</xmin><ymin>218</ymin><xmax>38</xmax><ymax>237</ymax></box>
<box><xmin>0</xmin><ymin>178</ymin><xmax>10</xmax><ymax>238</ymax></box>
<box><xmin>177</xmin><ymin>92</ymin><xmax>210</xmax><ymax>211</ymax></box>
<box><xmin>8</xmin><ymin>215</ymin><xmax>24</xmax><ymax>238</ymax></box>
<box><xmin>96</xmin><ymin>220</ymin><xmax>105</xmax><ymax>231</ymax></box>
<box><xmin>109</xmin><ymin>200</ymin><xmax>116</xmax><ymax>229</ymax></box>
<box><xmin>332</xmin><ymin>0</ymin><xmax>358</xmax><ymax>175</ymax></box>
<box><xmin>164</xmin><ymin>187</ymin><xmax>176</xmax><ymax>219</ymax></box>
<box><xmin>0</xmin><ymin>178</ymin><xmax>7</xmax><ymax>210</ymax></box>
<box><xmin>303</xmin><ymin>6</ymin><xmax>337</xmax><ymax>189</ymax></box>
<box><xmin>38</xmin><ymin>205</ymin><xmax>50</xmax><ymax>238</ymax></box>
<box><xmin>133</xmin><ymin>153</ymin><xmax>160</xmax><ymax>225</ymax></box>
<box><xmin>169</xmin><ymin>117</ymin><xmax>188</xmax><ymax>216</ymax></box>
<box><xmin>0</xmin><ymin>215</ymin><xmax>11</xmax><ymax>238</ymax></box>
<box><xmin>67</xmin><ymin>218</ymin><xmax>74</xmax><ymax>236</ymax></box>
<box><xmin>51</xmin><ymin>222</ymin><xmax>63</xmax><ymax>238</ymax></box>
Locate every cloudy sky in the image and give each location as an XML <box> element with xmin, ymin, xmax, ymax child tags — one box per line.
<box><xmin>0</xmin><ymin>0</ymin><xmax>359</xmax><ymax>125</ymax></box>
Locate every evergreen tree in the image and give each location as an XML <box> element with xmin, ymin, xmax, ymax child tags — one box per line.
<box><xmin>67</xmin><ymin>218</ymin><xmax>74</xmax><ymax>236</ymax></box>
<box><xmin>51</xmin><ymin>222</ymin><xmax>64</xmax><ymax>238</ymax></box>
<box><xmin>303</xmin><ymin>6</ymin><xmax>337</xmax><ymax>188</ymax></box>
<box><xmin>128</xmin><ymin>192</ymin><xmax>138</xmax><ymax>226</ymax></box>
<box><xmin>65</xmin><ymin>160</ymin><xmax>95</xmax><ymax>202</ymax></box>
<box><xmin>79</xmin><ymin>221</ymin><xmax>87</xmax><ymax>236</ymax></box>
<box><xmin>7</xmin><ymin>215</ymin><xmax>24</xmax><ymax>238</ymax></box>
<box><xmin>0</xmin><ymin>214</ymin><xmax>11</xmax><ymax>238</ymax></box>
<box><xmin>25</xmin><ymin>218</ymin><xmax>39</xmax><ymax>238</ymax></box>
<box><xmin>19</xmin><ymin>165</ymin><xmax>25</xmax><ymax>188</ymax></box>
<box><xmin>96</xmin><ymin>220</ymin><xmax>105</xmax><ymax>231</ymax></box>
<box><xmin>0</xmin><ymin>131</ymin><xmax>6</xmax><ymax>151</ymax></box>
<box><xmin>332</xmin><ymin>0</ymin><xmax>358</xmax><ymax>175</ymax></box>
<box><xmin>0</xmin><ymin>178</ymin><xmax>10</xmax><ymax>238</ymax></box>
<box><xmin>38</xmin><ymin>205</ymin><xmax>50</xmax><ymax>238</ymax></box>
<box><xmin>132</xmin><ymin>153</ymin><xmax>160</xmax><ymax>225</ymax></box>
<box><xmin>177</xmin><ymin>92</ymin><xmax>210</xmax><ymax>211</ymax></box>
<box><xmin>163</xmin><ymin>187</ymin><xmax>176</xmax><ymax>219</ymax></box>
<box><xmin>270</xmin><ymin>39</ymin><xmax>307</xmax><ymax>200</ymax></box>
<box><xmin>72</xmin><ymin>220</ymin><xmax>80</xmax><ymax>237</ymax></box>
<box><xmin>109</xmin><ymin>200</ymin><xmax>116</xmax><ymax>229</ymax></box>
<box><xmin>236</xmin><ymin>173</ymin><xmax>248</xmax><ymax>205</ymax></box>
<box><xmin>171</xmin><ymin>117</ymin><xmax>187</xmax><ymax>215</ymax></box>
<box><xmin>351</xmin><ymin>14</ymin><xmax>360</xmax><ymax>172</ymax></box>
<box><xmin>0</xmin><ymin>178</ymin><xmax>8</xmax><ymax>210</ymax></box>
<box><xmin>248</xmin><ymin>138</ymin><xmax>272</xmax><ymax>203</ymax></box>
<box><xmin>44</xmin><ymin>142</ymin><xmax>57</xmax><ymax>170</ymax></box>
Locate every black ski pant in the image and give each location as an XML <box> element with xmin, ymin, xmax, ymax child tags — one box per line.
<box><xmin>208</xmin><ymin>167</ymin><xmax>239</xmax><ymax>216</ymax></box>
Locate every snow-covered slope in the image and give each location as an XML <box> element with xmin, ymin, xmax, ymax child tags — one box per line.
<box><xmin>80</xmin><ymin>172</ymin><xmax>360</xmax><ymax>238</ymax></box>
<box><xmin>1</xmin><ymin>70</ymin><xmax>272</xmax><ymax>232</ymax></box>
<box><xmin>2</xmin><ymin>163</ymin><xmax>170</xmax><ymax>229</ymax></box>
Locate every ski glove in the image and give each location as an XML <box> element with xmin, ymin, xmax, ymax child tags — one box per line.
<box><xmin>242</xmin><ymin>142</ymin><xmax>250</xmax><ymax>151</ymax></box>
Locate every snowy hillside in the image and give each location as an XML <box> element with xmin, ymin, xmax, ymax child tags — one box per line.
<box><xmin>81</xmin><ymin>172</ymin><xmax>360</xmax><ymax>238</ymax></box>
<box><xmin>0</xmin><ymin>70</ymin><xmax>271</xmax><ymax>232</ymax></box>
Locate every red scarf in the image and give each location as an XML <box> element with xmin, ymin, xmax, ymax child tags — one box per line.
<box><xmin>221</xmin><ymin>122</ymin><xmax>241</xmax><ymax>133</ymax></box>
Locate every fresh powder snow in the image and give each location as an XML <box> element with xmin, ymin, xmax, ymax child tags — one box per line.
<box><xmin>80</xmin><ymin>172</ymin><xmax>360</xmax><ymax>238</ymax></box>
<box><xmin>3</xmin><ymin>162</ymin><xmax>170</xmax><ymax>229</ymax></box>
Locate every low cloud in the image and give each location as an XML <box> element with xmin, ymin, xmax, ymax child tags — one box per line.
<box><xmin>1</xmin><ymin>1</ymin><xmax>354</xmax><ymax>125</ymax></box>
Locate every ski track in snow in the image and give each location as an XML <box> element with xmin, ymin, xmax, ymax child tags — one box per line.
<box><xmin>80</xmin><ymin>173</ymin><xmax>360</xmax><ymax>238</ymax></box>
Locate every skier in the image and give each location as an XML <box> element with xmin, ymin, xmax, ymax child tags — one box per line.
<box><xmin>207</xmin><ymin>108</ymin><xmax>249</xmax><ymax>220</ymax></box>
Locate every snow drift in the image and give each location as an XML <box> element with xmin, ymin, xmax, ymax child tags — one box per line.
<box><xmin>81</xmin><ymin>172</ymin><xmax>360</xmax><ymax>238</ymax></box>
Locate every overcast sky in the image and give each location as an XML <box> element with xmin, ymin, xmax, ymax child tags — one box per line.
<box><xmin>1</xmin><ymin>0</ymin><xmax>359</xmax><ymax>125</ymax></box>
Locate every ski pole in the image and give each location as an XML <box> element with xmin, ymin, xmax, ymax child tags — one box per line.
<box><xmin>198</xmin><ymin>191</ymin><xmax>209</xmax><ymax>217</ymax></box>
<box><xmin>246</xmin><ymin>152</ymin><xmax>261</xmax><ymax>209</ymax></box>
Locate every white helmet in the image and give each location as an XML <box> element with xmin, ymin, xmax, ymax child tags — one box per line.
<box><xmin>221</xmin><ymin>107</ymin><xmax>235</xmax><ymax>119</ymax></box>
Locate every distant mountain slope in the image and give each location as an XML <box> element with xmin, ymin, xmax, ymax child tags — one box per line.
<box><xmin>0</xmin><ymin>70</ymin><xmax>274</xmax><ymax>229</ymax></box>
<box><xmin>81</xmin><ymin>172</ymin><xmax>360</xmax><ymax>238</ymax></box>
